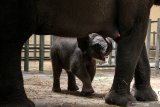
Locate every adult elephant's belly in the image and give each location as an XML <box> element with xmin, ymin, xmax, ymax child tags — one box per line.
<box><xmin>35</xmin><ymin>0</ymin><xmax>118</xmax><ymax>37</ymax></box>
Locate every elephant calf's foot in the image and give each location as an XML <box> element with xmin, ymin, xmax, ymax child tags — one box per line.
<box><xmin>0</xmin><ymin>98</ymin><xmax>35</xmax><ymax>107</ymax></box>
<box><xmin>52</xmin><ymin>85</ymin><xmax>61</xmax><ymax>92</ymax></box>
<box><xmin>68</xmin><ymin>85</ymin><xmax>79</xmax><ymax>91</ymax></box>
<box><xmin>131</xmin><ymin>85</ymin><xmax>158</xmax><ymax>101</ymax></box>
<box><xmin>81</xmin><ymin>85</ymin><xmax>94</xmax><ymax>96</ymax></box>
<box><xmin>105</xmin><ymin>90</ymin><xmax>137</xmax><ymax>106</ymax></box>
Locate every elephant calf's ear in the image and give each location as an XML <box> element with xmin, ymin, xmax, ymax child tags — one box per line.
<box><xmin>154</xmin><ymin>0</ymin><xmax>160</xmax><ymax>5</ymax></box>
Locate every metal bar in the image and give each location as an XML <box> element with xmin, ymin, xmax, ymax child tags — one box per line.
<box><xmin>114</xmin><ymin>41</ymin><xmax>117</xmax><ymax>65</ymax></box>
<box><xmin>39</xmin><ymin>35</ymin><xmax>44</xmax><ymax>73</ymax></box>
<box><xmin>153</xmin><ymin>32</ymin><xmax>156</xmax><ymax>47</ymax></box>
<box><xmin>108</xmin><ymin>52</ymin><xmax>112</xmax><ymax>66</ymax></box>
<box><xmin>151</xmin><ymin>21</ymin><xmax>158</xmax><ymax>23</ymax></box>
<box><xmin>34</xmin><ymin>34</ymin><xmax>37</xmax><ymax>59</ymax></box>
<box><xmin>146</xmin><ymin>19</ymin><xmax>151</xmax><ymax>56</ymax></box>
<box><xmin>50</xmin><ymin>35</ymin><xmax>53</xmax><ymax>46</ymax></box>
<box><xmin>24</xmin><ymin>40</ymin><xmax>29</xmax><ymax>72</ymax></box>
<box><xmin>155</xmin><ymin>18</ymin><xmax>160</xmax><ymax>72</ymax></box>
<box><xmin>96</xmin><ymin>64</ymin><xmax>115</xmax><ymax>68</ymax></box>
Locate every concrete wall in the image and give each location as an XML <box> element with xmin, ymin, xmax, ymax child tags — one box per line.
<box><xmin>150</xmin><ymin>6</ymin><xmax>160</xmax><ymax>32</ymax></box>
<box><xmin>150</xmin><ymin>6</ymin><xmax>160</xmax><ymax>20</ymax></box>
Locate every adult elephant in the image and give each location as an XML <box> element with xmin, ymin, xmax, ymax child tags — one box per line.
<box><xmin>0</xmin><ymin>0</ymin><xmax>159</xmax><ymax>107</ymax></box>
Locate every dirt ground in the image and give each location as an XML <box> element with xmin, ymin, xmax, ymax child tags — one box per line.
<box><xmin>23</xmin><ymin>67</ymin><xmax>160</xmax><ymax>107</ymax></box>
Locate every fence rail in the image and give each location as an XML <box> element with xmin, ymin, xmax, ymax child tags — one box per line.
<box><xmin>21</xmin><ymin>18</ymin><xmax>160</xmax><ymax>72</ymax></box>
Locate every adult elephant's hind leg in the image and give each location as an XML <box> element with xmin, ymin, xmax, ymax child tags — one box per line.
<box><xmin>132</xmin><ymin>44</ymin><xmax>158</xmax><ymax>101</ymax></box>
<box><xmin>105</xmin><ymin>15</ymin><xmax>150</xmax><ymax>106</ymax></box>
<box><xmin>105</xmin><ymin>34</ymin><xmax>138</xmax><ymax>106</ymax></box>
<box><xmin>0</xmin><ymin>41</ymin><xmax>34</xmax><ymax>107</ymax></box>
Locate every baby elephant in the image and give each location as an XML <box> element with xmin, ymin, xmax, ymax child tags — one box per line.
<box><xmin>51</xmin><ymin>33</ymin><xmax>112</xmax><ymax>95</ymax></box>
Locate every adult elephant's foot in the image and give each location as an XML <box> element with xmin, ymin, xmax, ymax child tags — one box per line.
<box><xmin>131</xmin><ymin>85</ymin><xmax>158</xmax><ymax>101</ymax></box>
<box><xmin>68</xmin><ymin>84</ymin><xmax>79</xmax><ymax>91</ymax></box>
<box><xmin>105</xmin><ymin>90</ymin><xmax>137</xmax><ymax>106</ymax></box>
<box><xmin>0</xmin><ymin>85</ymin><xmax>35</xmax><ymax>107</ymax></box>
<box><xmin>0</xmin><ymin>72</ymin><xmax>35</xmax><ymax>107</ymax></box>
<box><xmin>0</xmin><ymin>98</ymin><xmax>35</xmax><ymax>107</ymax></box>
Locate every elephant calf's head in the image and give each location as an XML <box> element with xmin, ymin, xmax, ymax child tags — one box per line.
<box><xmin>89</xmin><ymin>33</ymin><xmax>113</xmax><ymax>61</ymax></box>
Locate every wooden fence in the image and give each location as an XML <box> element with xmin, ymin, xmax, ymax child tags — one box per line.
<box><xmin>21</xmin><ymin>18</ymin><xmax>160</xmax><ymax>72</ymax></box>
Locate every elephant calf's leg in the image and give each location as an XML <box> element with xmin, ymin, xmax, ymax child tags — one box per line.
<box><xmin>86</xmin><ymin>60</ymin><xmax>96</xmax><ymax>82</ymax></box>
<box><xmin>67</xmin><ymin>72</ymin><xmax>79</xmax><ymax>91</ymax></box>
<box><xmin>51</xmin><ymin>55</ymin><xmax>62</xmax><ymax>92</ymax></box>
<box><xmin>132</xmin><ymin>45</ymin><xmax>157</xmax><ymax>101</ymax></box>
<box><xmin>72</xmin><ymin>68</ymin><xmax>94</xmax><ymax>95</ymax></box>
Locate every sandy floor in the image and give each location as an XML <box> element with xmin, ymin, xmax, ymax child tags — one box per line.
<box><xmin>23</xmin><ymin>68</ymin><xmax>160</xmax><ymax>107</ymax></box>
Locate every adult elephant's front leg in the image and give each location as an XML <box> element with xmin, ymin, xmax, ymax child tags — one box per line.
<box><xmin>0</xmin><ymin>42</ymin><xmax>34</xmax><ymax>107</ymax></box>
<box><xmin>105</xmin><ymin>22</ymin><xmax>150</xmax><ymax>106</ymax></box>
<box><xmin>132</xmin><ymin>44</ymin><xmax>158</xmax><ymax>101</ymax></box>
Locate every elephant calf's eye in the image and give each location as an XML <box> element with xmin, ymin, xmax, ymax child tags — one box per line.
<box><xmin>92</xmin><ymin>44</ymin><xmax>101</xmax><ymax>51</ymax></box>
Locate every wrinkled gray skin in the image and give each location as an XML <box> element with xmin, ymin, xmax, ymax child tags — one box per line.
<box><xmin>51</xmin><ymin>33</ymin><xmax>112</xmax><ymax>95</ymax></box>
<box><xmin>0</xmin><ymin>0</ymin><xmax>160</xmax><ymax>107</ymax></box>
